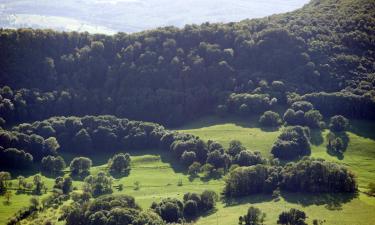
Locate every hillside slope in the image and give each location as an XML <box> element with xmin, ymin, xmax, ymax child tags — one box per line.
<box><xmin>0</xmin><ymin>0</ymin><xmax>374</xmax><ymax>127</ymax></box>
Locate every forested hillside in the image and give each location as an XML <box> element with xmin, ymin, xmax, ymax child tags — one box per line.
<box><xmin>1</xmin><ymin>0</ymin><xmax>374</xmax><ymax>126</ymax></box>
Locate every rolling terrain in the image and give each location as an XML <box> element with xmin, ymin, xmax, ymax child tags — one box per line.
<box><xmin>1</xmin><ymin>117</ymin><xmax>374</xmax><ymax>225</ymax></box>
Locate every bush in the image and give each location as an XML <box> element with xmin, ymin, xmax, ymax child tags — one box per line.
<box><xmin>152</xmin><ymin>198</ymin><xmax>184</xmax><ymax>223</ymax></box>
<box><xmin>239</xmin><ymin>206</ymin><xmax>266</xmax><ymax>225</ymax></box>
<box><xmin>69</xmin><ymin>157</ymin><xmax>92</xmax><ymax>178</ymax></box>
<box><xmin>271</xmin><ymin>126</ymin><xmax>311</xmax><ymax>160</ymax></box>
<box><xmin>259</xmin><ymin>111</ymin><xmax>282</xmax><ymax>127</ymax></box>
<box><xmin>291</xmin><ymin>101</ymin><xmax>314</xmax><ymax>112</ymax></box>
<box><xmin>329</xmin><ymin>115</ymin><xmax>349</xmax><ymax>132</ymax></box>
<box><xmin>234</xmin><ymin>150</ymin><xmax>264</xmax><ymax>167</ymax></box>
<box><xmin>277</xmin><ymin>208</ymin><xmax>307</xmax><ymax>225</ymax></box>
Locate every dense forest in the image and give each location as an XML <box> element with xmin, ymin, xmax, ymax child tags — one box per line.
<box><xmin>0</xmin><ymin>0</ymin><xmax>374</xmax><ymax>126</ymax></box>
<box><xmin>0</xmin><ymin>0</ymin><xmax>374</xmax><ymax>224</ymax></box>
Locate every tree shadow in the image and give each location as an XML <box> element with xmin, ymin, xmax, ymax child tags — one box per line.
<box><xmin>310</xmin><ymin>129</ymin><xmax>324</xmax><ymax>146</ymax></box>
<box><xmin>260</xmin><ymin>126</ymin><xmax>280</xmax><ymax>132</ymax></box>
<box><xmin>109</xmin><ymin>169</ymin><xmax>130</xmax><ymax>179</ymax></box>
<box><xmin>222</xmin><ymin>194</ymin><xmax>274</xmax><ymax>207</ymax></box>
<box><xmin>40</xmin><ymin>171</ymin><xmax>65</xmax><ymax>179</ymax></box>
<box><xmin>349</xmin><ymin>120</ymin><xmax>375</xmax><ymax>141</ymax></box>
<box><xmin>281</xmin><ymin>191</ymin><xmax>357</xmax><ymax>210</ymax></box>
<box><xmin>174</xmin><ymin>115</ymin><xmax>260</xmax><ymax>130</ymax></box>
<box><xmin>3</xmin><ymin>200</ymin><xmax>12</xmax><ymax>206</ymax></box>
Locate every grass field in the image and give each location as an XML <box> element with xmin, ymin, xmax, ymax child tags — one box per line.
<box><xmin>1</xmin><ymin>116</ymin><xmax>375</xmax><ymax>225</ymax></box>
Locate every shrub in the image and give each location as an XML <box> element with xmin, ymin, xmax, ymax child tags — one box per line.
<box><xmin>239</xmin><ymin>206</ymin><xmax>266</xmax><ymax>225</ymax></box>
<box><xmin>277</xmin><ymin>208</ymin><xmax>307</xmax><ymax>225</ymax></box>
<box><xmin>259</xmin><ymin>111</ymin><xmax>282</xmax><ymax>127</ymax></box>
<box><xmin>329</xmin><ymin>115</ymin><xmax>349</xmax><ymax>132</ymax></box>
<box><xmin>271</xmin><ymin>126</ymin><xmax>311</xmax><ymax>160</ymax></box>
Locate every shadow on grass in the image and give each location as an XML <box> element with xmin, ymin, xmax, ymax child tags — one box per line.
<box><xmin>281</xmin><ymin>191</ymin><xmax>357</xmax><ymax>210</ymax></box>
<box><xmin>260</xmin><ymin>126</ymin><xmax>280</xmax><ymax>132</ymax></box>
<box><xmin>223</xmin><ymin>194</ymin><xmax>274</xmax><ymax>207</ymax></box>
<box><xmin>310</xmin><ymin>129</ymin><xmax>324</xmax><ymax>146</ymax></box>
<box><xmin>349</xmin><ymin>120</ymin><xmax>375</xmax><ymax>141</ymax></box>
<box><xmin>2</xmin><ymin>201</ymin><xmax>12</xmax><ymax>206</ymax></box>
<box><xmin>174</xmin><ymin>115</ymin><xmax>260</xmax><ymax>130</ymax></box>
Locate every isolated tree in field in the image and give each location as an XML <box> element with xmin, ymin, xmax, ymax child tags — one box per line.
<box><xmin>33</xmin><ymin>175</ymin><xmax>44</xmax><ymax>195</ymax></box>
<box><xmin>0</xmin><ymin>171</ymin><xmax>11</xmax><ymax>194</ymax></box>
<box><xmin>329</xmin><ymin>115</ymin><xmax>349</xmax><ymax>132</ymax></box>
<box><xmin>108</xmin><ymin>153</ymin><xmax>131</xmax><ymax>175</ymax></box>
<box><xmin>4</xmin><ymin>190</ymin><xmax>12</xmax><ymax>204</ymax></box>
<box><xmin>239</xmin><ymin>206</ymin><xmax>266</xmax><ymax>225</ymax></box>
<box><xmin>17</xmin><ymin>176</ymin><xmax>25</xmax><ymax>190</ymax></box>
<box><xmin>54</xmin><ymin>176</ymin><xmax>73</xmax><ymax>194</ymax></box>
<box><xmin>30</xmin><ymin>197</ymin><xmax>39</xmax><ymax>210</ymax></box>
<box><xmin>259</xmin><ymin>111</ymin><xmax>282</xmax><ymax>127</ymax></box>
<box><xmin>277</xmin><ymin>208</ymin><xmax>307</xmax><ymax>225</ymax></box>
<box><xmin>70</xmin><ymin>157</ymin><xmax>92</xmax><ymax>177</ymax></box>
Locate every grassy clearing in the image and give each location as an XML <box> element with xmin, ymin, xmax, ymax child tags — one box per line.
<box><xmin>1</xmin><ymin>116</ymin><xmax>375</xmax><ymax>225</ymax></box>
<box><xmin>178</xmin><ymin>116</ymin><xmax>375</xmax><ymax>225</ymax></box>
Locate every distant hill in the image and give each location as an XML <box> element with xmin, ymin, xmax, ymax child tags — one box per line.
<box><xmin>0</xmin><ymin>0</ymin><xmax>308</xmax><ymax>34</ymax></box>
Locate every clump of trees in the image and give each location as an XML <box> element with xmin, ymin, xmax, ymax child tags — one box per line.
<box><xmin>277</xmin><ymin>208</ymin><xmax>307</xmax><ymax>225</ymax></box>
<box><xmin>224</xmin><ymin>165</ymin><xmax>280</xmax><ymax>197</ymax></box>
<box><xmin>326</xmin><ymin>115</ymin><xmax>350</xmax><ymax>156</ymax></box>
<box><xmin>108</xmin><ymin>153</ymin><xmax>131</xmax><ymax>176</ymax></box>
<box><xmin>259</xmin><ymin>111</ymin><xmax>282</xmax><ymax>127</ymax></box>
<box><xmin>83</xmin><ymin>171</ymin><xmax>113</xmax><ymax>196</ymax></box>
<box><xmin>69</xmin><ymin>157</ymin><xmax>92</xmax><ymax>178</ymax></box>
<box><xmin>271</xmin><ymin>126</ymin><xmax>311</xmax><ymax>160</ymax></box>
<box><xmin>239</xmin><ymin>206</ymin><xmax>266</xmax><ymax>225</ymax></box>
<box><xmin>152</xmin><ymin>190</ymin><xmax>218</xmax><ymax>222</ymax></box>
<box><xmin>41</xmin><ymin>155</ymin><xmax>66</xmax><ymax>175</ymax></box>
<box><xmin>329</xmin><ymin>115</ymin><xmax>349</xmax><ymax>132</ymax></box>
<box><xmin>280</xmin><ymin>158</ymin><xmax>357</xmax><ymax>193</ymax></box>
<box><xmin>224</xmin><ymin>158</ymin><xmax>357</xmax><ymax>197</ymax></box>
<box><xmin>283</xmin><ymin>101</ymin><xmax>324</xmax><ymax>129</ymax></box>
<box><xmin>65</xmin><ymin>195</ymin><xmax>165</xmax><ymax>225</ymax></box>
<box><xmin>54</xmin><ymin>176</ymin><xmax>73</xmax><ymax>195</ymax></box>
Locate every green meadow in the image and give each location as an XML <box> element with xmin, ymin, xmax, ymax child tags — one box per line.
<box><xmin>1</xmin><ymin>116</ymin><xmax>375</xmax><ymax>225</ymax></box>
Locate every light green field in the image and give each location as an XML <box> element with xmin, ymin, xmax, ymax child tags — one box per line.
<box><xmin>178</xmin><ymin>116</ymin><xmax>375</xmax><ymax>225</ymax></box>
<box><xmin>1</xmin><ymin>116</ymin><xmax>375</xmax><ymax>225</ymax></box>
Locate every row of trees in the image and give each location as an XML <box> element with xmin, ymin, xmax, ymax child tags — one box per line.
<box><xmin>238</xmin><ymin>206</ymin><xmax>323</xmax><ymax>225</ymax></box>
<box><xmin>3</xmin><ymin>115</ymin><xmax>271</xmax><ymax>179</ymax></box>
<box><xmin>224</xmin><ymin>157</ymin><xmax>357</xmax><ymax>197</ymax></box>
